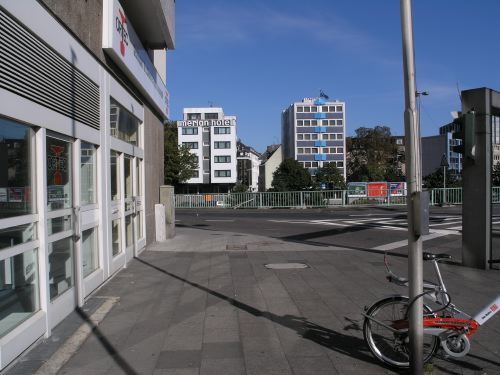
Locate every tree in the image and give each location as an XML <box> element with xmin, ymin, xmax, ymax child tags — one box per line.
<box><xmin>271</xmin><ymin>158</ymin><xmax>312</xmax><ymax>191</ymax></box>
<box><xmin>423</xmin><ymin>167</ymin><xmax>460</xmax><ymax>189</ymax></box>
<box><xmin>493</xmin><ymin>162</ymin><xmax>500</xmax><ymax>186</ymax></box>
<box><xmin>164</xmin><ymin>121</ymin><xmax>198</xmax><ymax>186</ymax></box>
<box><xmin>347</xmin><ymin>126</ymin><xmax>403</xmax><ymax>182</ymax></box>
<box><xmin>232</xmin><ymin>183</ymin><xmax>249</xmax><ymax>193</ymax></box>
<box><xmin>315</xmin><ymin>162</ymin><xmax>346</xmax><ymax>190</ymax></box>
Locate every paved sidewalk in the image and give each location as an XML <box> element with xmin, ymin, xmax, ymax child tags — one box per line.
<box><xmin>7</xmin><ymin>227</ymin><xmax>500</xmax><ymax>375</ymax></box>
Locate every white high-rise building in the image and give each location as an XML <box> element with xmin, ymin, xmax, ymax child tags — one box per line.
<box><xmin>177</xmin><ymin>107</ymin><xmax>237</xmax><ymax>193</ymax></box>
<box><xmin>282</xmin><ymin>97</ymin><xmax>346</xmax><ymax>178</ymax></box>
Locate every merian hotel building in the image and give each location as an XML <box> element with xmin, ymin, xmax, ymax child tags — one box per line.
<box><xmin>177</xmin><ymin>108</ymin><xmax>237</xmax><ymax>193</ymax></box>
<box><xmin>0</xmin><ymin>0</ymin><xmax>174</xmax><ymax>368</ymax></box>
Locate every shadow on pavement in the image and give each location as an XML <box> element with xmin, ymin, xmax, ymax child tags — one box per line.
<box><xmin>74</xmin><ymin>307</ymin><xmax>138</xmax><ymax>375</ymax></box>
<box><xmin>134</xmin><ymin>257</ymin><xmax>385</xmax><ymax>369</ymax></box>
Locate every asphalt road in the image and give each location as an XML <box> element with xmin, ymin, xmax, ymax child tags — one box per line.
<box><xmin>176</xmin><ymin>206</ymin><xmax>500</xmax><ymax>267</ymax></box>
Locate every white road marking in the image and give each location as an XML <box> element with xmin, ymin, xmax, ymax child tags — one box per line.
<box><xmin>205</xmin><ymin>220</ymin><xmax>235</xmax><ymax>222</ymax></box>
<box><xmin>372</xmin><ymin>232</ymin><xmax>447</xmax><ymax>251</ymax></box>
<box><xmin>429</xmin><ymin>221</ymin><xmax>462</xmax><ymax>227</ymax></box>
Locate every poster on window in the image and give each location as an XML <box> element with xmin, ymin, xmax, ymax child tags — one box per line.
<box><xmin>46</xmin><ymin>138</ymin><xmax>71</xmax><ymax>209</ymax></box>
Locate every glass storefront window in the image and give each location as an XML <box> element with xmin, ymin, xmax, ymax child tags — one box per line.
<box><xmin>47</xmin><ymin>215</ymin><xmax>72</xmax><ymax>236</ymax></box>
<box><xmin>0</xmin><ymin>249</ymin><xmax>39</xmax><ymax>337</ymax></box>
<box><xmin>0</xmin><ymin>117</ymin><xmax>35</xmax><ymax>219</ymax></box>
<box><xmin>46</xmin><ymin>137</ymin><xmax>72</xmax><ymax>211</ymax></box>
<box><xmin>82</xmin><ymin>228</ymin><xmax>98</xmax><ymax>277</ymax></box>
<box><xmin>137</xmin><ymin>211</ymin><xmax>143</xmax><ymax>239</ymax></box>
<box><xmin>110</xmin><ymin>98</ymin><xmax>140</xmax><ymax>146</ymax></box>
<box><xmin>80</xmin><ymin>142</ymin><xmax>97</xmax><ymax>205</ymax></box>
<box><xmin>112</xmin><ymin>219</ymin><xmax>121</xmax><ymax>256</ymax></box>
<box><xmin>48</xmin><ymin>237</ymin><xmax>73</xmax><ymax>300</ymax></box>
<box><xmin>0</xmin><ymin>223</ymin><xmax>37</xmax><ymax>250</ymax></box>
<box><xmin>124</xmin><ymin>156</ymin><xmax>133</xmax><ymax>199</ymax></box>
<box><xmin>110</xmin><ymin>151</ymin><xmax>120</xmax><ymax>201</ymax></box>
<box><xmin>125</xmin><ymin>215</ymin><xmax>133</xmax><ymax>247</ymax></box>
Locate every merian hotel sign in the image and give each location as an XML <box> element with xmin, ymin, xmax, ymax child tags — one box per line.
<box><xmin>177</xmin><ymin>119</ymin><xmax>236</xmax><ymax>127</ymax></box>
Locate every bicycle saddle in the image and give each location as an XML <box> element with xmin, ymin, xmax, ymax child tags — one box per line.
<box><xmin>423</xmin><ymin>252</ymin><xmax>452</xmax><ymax>261</ymax></box>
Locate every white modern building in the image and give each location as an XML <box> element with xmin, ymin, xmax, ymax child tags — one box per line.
<box><xmin>0</xmin><ymin>0</ymin><xmax>174</xmax><ymax>369</ymax></box>
<box><xmin>236</xmin><ymin>141</ymin><xmax>261</xmax><ymax>192</ymax></box>
<box><xmin>282</xmin><ymin>97</ymin><xmax>346</xmax><ymax>178</ymax></box>
<box><xmin>259</xmin><ymin>144</ymin><xmax>283</xmax><ymax>191</ymax></box>
<box><xmin>177</xmin><ymin>108</ymin><xmax>237</xmax><ymax>193</ymax></box>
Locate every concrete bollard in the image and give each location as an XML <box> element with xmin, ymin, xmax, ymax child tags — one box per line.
<box><xmin>159</xmin><ymin>185</ymin><xmax>176</xmax><ymax>239</ymax></box>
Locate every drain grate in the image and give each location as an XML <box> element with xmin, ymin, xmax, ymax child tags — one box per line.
<box><xmin>226</xmin><ymin>244</ymin><xmax>248</xmax><ymax>250</ymax></box>
<box><xmin>264</xmin><ymin>263</ymin><xmax>309</xmax><ymax>270</ymax></box>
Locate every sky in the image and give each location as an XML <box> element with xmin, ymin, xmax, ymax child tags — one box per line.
<box><xmin>167</xmin><ymin>0</ymin><xmax>500</xmax><ymax>153</ymax></box>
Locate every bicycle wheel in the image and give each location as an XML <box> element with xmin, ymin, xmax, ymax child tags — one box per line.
<box><xmin>363</xmin><ymin>296</ymin><xmax>439</xmax><ymax>368</ymax></box>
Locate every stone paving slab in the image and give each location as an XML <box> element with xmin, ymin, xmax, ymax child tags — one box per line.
<box><xmin>7</xmin><ymin>226</ymin><xmax>500</xmax><ymax>375</ymax></box>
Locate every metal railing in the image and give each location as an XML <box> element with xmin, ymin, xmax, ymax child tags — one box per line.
<box><xmin>174</xmin><ymin>187</ymin><xmax>500</xmax><ymax>209</ymax></box>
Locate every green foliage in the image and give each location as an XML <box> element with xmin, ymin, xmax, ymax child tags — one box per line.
<box><xmin>423</xmin><ymin>167</ymin><xmax>460</xmax><ymax>189</ymax></box>
<box><xmin>347</xmin><ymin>126</ymin><xmax>404</xmax><ymax>182</ymax></box>
<box><xmin>315</xmin><ymin>162</ymin><xmax>346</xmax><ymax>190</ymax></box>
<box><xmin>271</xmin><ymin>158</ymin><xmax>312</xmax><ymax>191</ymax></box>
<box><xmin>232</xmin><ymin>183</ymin><xmax>249</xmax><ymax>193</ymax></box>
<box><xmin>164</xmin><ymin>121</ymin><xmax>198</xmax><ymax>186</ymax></box>
<box><xmin>493</xmin><ymin>162</ymin><xmax>500</xmax><ymax>186</ymax></box>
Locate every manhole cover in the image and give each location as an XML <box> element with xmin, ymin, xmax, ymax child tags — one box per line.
<box><xmin>264</xmin><ymin>263</ymin><xmax>309</xmax><ymax>270</ymax></box>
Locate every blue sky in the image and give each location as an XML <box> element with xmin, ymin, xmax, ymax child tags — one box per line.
<box><xmin>167</xmin><ymin>0</ymin><xmax>500</xmax><ymax>153</ymax></box>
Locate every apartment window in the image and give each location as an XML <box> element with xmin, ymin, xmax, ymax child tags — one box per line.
<box><xmin>297</xmin><ymin>106</ymin><xmax>304</xmax><ymax>112</ymax></box>
<box><xmin>323</xmin><ymin>148</ymin><xmax>329</xmax><ymax>153</ymax></box>
<box><xmin>297</xmin><ymin>148</ymin><xmax>304</xmax><ymax>154</ymax></box>
<box><xmin>312</xmin><ymin>148</ymin><xmax>318</xmax><ymax>153</ymax></box>
<box><xmin>337</xmin><ymin>161</ymin><xmax>344</xmax><ymax>167</ymax></box>
<box><xmin>297</xmin><ymin>134</ymin><xmax>304</xmax><ymax>140</ymax></box>
<box><xmin>322</xmin><ymin>106</ymin><xmax>328</xmax><ymax>112</ymax></box>
<box><xmin>337</xmin><ymin>147</ymin><xmax>344</xmax><ymax>153</ymax></box>
<box><xmin>214</xmin><ymin>141</ymin><xmax>231</xmax><ymax>149</ymax></box>
<box><xmin>329</xmin><ymin>106</ymin><xmax>336</xmax><ymax>112</ymax></box>
<box><xmin>305</xmin><ymin>162</ymin><xmax>312</xmax><ymax>168</ymax></box>
<box><xmin>337</xmin><ymin>119</ymin><xmax>344</xmax><ymax>126</ymax></box>
<box><xmin>192</xmin><ymin>170</ymin><xmax>199</xmax><ymax>178</ymax></box>
<box><xmin>214</xmin><ymin>170</ymin><xmax>231</xmax><ymax>177</ymax></box>
<box><xmin>304</xmin><ymin>134</ymin><xmax>311</xmax><ymax>140</ymax></box>
<box><xmin>110</xmin><ymin>98</ymin><xmax>140</xmax><ymax>146</ymax></box>
<box><xmin>322</xmin><ymin>134</ymin><xmax>328</xmax><ymax>140</ymax></box>
<box><xmin>312</xmin><ymin>106</ymin><xmax>318</xmax><ymax>112</ymax></box>
<box><xmin>297</xmin><ymin>120</ymin><xmax>304</xmax><ymax>126</ymax></box>
<box><xmin>337</xmin><ymin>134</ymin><xmax>344</xmax><ymax>140</ymax></box>
<box><xmin>182</xmin><ymin>142</ymin><xmax>199</xmax><ymax>149</ymax></box>
<box><xmin>312</xmin><ymin>134</ymin><xmax>318</xmax><ymax>140</ymax></box>
<box><xmin>214</xmin><ymin>156</ymin><xmax>231</xmax><ymax>163</ymax></box>
<box><xmin>0</xmin><ymin>117</ymin><xmax>35</xmax><ymax>219</ymax></box>
<box><xmin>322</xmin><ymin>120</ymin><xmax>328</xmax><ymax>125</ymax></box>
<box><xmin>329</xmin><ymin>120</ymin><xmax>336</xmax><ymax>125</ymax></box>
<box><xmin>311</xmin><ymin>120</ymin><xmax>318</xmax><ymax>126</ymax></box>
<box><xmin>304</xmin><ymin>120</ymin><xmax>311</xmax><ymax>126</ymax></box>
<box><xmin>182</xmin><ymin>127</ymin><xmax>198</xmax><ymax>135</ymax></box>
<box><xmin>187</xmin><ymin>113</ymin><xmax>201</xmax><ymax>120</ymax></box>
<box><xmin>312</xmin><ymin>162</ymin><xmax>319</xmax><ymax>167</ymax></box>
<box><xmin>336</xmin><ymin>106</ymin><xmax>343</xmax><ymax>112</ymax></box>
<box><xmin>214</xmin><ymin>127</ymin><xmax>231</xmax><ymax>134</ymax></box>
<box><xmin>304</xmin><ymin>107</ymin><xmax>310</xmax><ymax>113</ymax></box>
<box><xmin>305</xmin><ymin>148</ymin><xmax>311</xmax><ymax>154</ymax></box>
<box><xmin>205</xmin><ymin>113</ymin><xmax>218</xmax><ymax>120</ymax></box>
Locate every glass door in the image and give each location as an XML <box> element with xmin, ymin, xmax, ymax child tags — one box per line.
<box><xmin>46</xmin><ymin>135</ymin><xmax>75</xmax><ymax>303</ymax></box>
<box><xmin>123</xmin><ymin>156</ymin><xmax>134</xmax><ymax>261</ymax></box>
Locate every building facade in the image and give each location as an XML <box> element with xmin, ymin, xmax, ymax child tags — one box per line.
<box><xmin>177</xmin><ymin>108</ymin><xmax>237</xmax><ymax>193</ymax></box>
<box><xmin>0</xmin><ymin>0</ymin><xmax>174</xmax><ymax>368</ymax></box>
<box><xmin>282</xmin><ymin>97</ymin><xmax>346</xmax><ymax>177</ymax></box>
<box><xmin>259</xmin><ymin>144</ymin><xmax>283</xmax><ymax>191</ymax></box>
<box><xmin>236</xmin><ymin>141</ymin><xmax>261</xmax><ymax>192</ymax></box>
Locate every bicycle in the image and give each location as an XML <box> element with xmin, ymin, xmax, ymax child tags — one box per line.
<box><xmin>362</xmin><ymin>252</ymin><xmax>500</xmax><ymax>368</ymax></box>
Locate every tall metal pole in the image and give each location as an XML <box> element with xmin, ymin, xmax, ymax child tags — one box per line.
<box><xmin>400</xmin><ymin>0</ymin><xmax>424</xmax><ymax>373</ymax></box>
